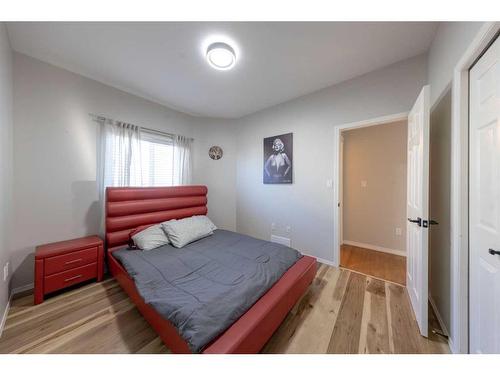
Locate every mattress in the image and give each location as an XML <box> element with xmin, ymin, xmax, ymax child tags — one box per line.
<box><xmin>112</xmin><ymin>229</ymin><xmax>302</xmax><ymax>352</ymax></box>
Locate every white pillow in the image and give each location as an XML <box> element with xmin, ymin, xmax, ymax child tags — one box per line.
<box><xmin>192</xmin><ymin>215</ymin><xmax>217</xmax><ymax>231</ymax></box>
<box><xmin>161</xmin><ymin>216</ymin><xmax>214</xmax><ymax>248</ymax></box>
<box><xmin>131</xmin><ymin>224</ymin><xmax>170</xmax><ymax>251</ymax></box>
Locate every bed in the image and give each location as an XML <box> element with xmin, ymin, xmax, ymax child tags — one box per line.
<box><xmin>105</xmin><ymin>185</ymin><xmax>317</xmax><ymax>354</ymax></box>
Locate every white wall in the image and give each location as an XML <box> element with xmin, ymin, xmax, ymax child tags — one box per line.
<box><xmin>342</xmin><ymin>120</ymin><xmax>407</xmax><ymax>253</ymax></box>
<box><xmin>11</xmin><ymin>53</ymin><xmax>235</xmax><ymax>289</ymax></box>
<box><xmin>0</xmin><ymin>23</ymin><xmax>14</xmax><ymax>325</ymax></box>
<box><xmin>192</xmin><ymin>117</ymin><xmax>237</xmax><ymax>231</ymax></box>
<box><xmin>235</xmin><ymin>54</ymin><xmax>427</xmax><ymax>263</ymax></box>
<box><xmin>428</xmin><ymin>22</ymin><xmax>484</xmax><ymax>106</ymax></box>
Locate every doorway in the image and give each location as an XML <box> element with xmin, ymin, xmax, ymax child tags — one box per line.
<box><xmin>333</xmin><ymin>87</ymin><xmax>432</xmax><ymax>338</ymax></box>
<box><xmin>339</xmin><ymin>119</ymin><xmax>408</xmax><ymax>285</ymax></box>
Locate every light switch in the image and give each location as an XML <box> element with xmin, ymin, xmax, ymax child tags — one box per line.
<box><xmin>326</xmin><ymin>179</ymin><xmax>333</xmax><ymax>188</ymax></box>
<box><xmin>361</xmin><ymin>180</ymin><xmax>368</xmax><ymax>188</ymax></box>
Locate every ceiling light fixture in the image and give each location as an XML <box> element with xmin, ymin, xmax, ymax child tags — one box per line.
<box><xmin>206</xmin><ymin>42</ymin><xmax>236</xmax><ymax>70</ymax></box>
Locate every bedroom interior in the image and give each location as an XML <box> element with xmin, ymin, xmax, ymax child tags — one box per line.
<box><xmin>0</xmin><ymin>2</ymin><xmax>499</xmax><ymax>372</ymax></box>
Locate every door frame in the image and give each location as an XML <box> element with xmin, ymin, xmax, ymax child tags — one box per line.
<box><xmin>333</xmin><ymin>112</ymin><xmax>408</xmax><ymax>266</ymax></box>
<box><xmin>339</xmin><ymin>134</ymin><xmax>344</xmax><ymax>246</ymax></box>
<box><xmin>450</xmin><ymin>21</ymin><xmax>500</xmax><ymax>354</ymax></box>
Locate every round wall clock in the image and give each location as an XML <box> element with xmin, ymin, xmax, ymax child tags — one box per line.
<box><xmin>209</xmin><ymin>146</ymin><xmax>223</xmax><ymax>160</ymax></box>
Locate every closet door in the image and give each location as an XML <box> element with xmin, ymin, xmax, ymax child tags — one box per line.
<box><xmin>469</xmin><ymin>35</ymin><xmax>500</xmax><ymax>354</ymax></box>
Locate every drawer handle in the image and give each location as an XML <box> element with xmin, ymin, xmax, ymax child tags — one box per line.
<box><xmin>64</xmin><ymin>275</ymin><xmax>83</xmax><ymax>282</ymax></box>
<box><xmin>64</xmin><ymin>258</ymin><xmax>83</xmax><ymax>265</ymax></box>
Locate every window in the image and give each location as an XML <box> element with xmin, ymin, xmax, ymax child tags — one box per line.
<box><xmin>106</xmin><ymin>129</ymin><xmax>176</xmax><ymax>187</ymax></box>
<box><xmin>97</xmin><ymin>118</ymin><xmax>192</xmax><ymax>233</ymax></box>
<box><xmin>99</xmin><ymin>120</ymin><xmax>192</xmax><ymax>191</ymax></box>
<box><xmin>134</xmin><ymin>130</ymin><xmax>175</xmax><ymax>187</ymax></box>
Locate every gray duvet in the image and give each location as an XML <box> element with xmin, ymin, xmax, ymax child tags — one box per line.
<box><xmin>112</xmin><ymin>229</ymin><xmax>302</xmax><ymax>352</ymax></box>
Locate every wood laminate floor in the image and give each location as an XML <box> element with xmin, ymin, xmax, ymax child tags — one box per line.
<box><xmin>340</xmin><ymin>244</ymin><xmax>407</xmax><ymax>285</ymax></box>
<box><xmin>0</xmin><ymin>264</ymin><xmax>448</xmax><ymax>354</ymax></box>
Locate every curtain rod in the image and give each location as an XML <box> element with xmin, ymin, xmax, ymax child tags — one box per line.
<box><xmin>89</xmin><ymin>113</ymin><xmax>193</xmax><ymax>141</ymax></box>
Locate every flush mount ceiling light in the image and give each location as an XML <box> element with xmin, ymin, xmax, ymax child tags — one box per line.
<box><xmin>206</xmin><ymin>42</ymin><xmax>236</xmax><ymax>70</ymax></box>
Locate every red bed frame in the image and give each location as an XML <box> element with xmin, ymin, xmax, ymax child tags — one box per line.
<box><xmin>105</xmin><ymin>185</ymin><xmax>317</xmax><ymax>354</ymax></box>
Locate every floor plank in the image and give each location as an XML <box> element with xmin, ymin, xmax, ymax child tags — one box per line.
<box><xmin>262</xmin><ymin>266</ymin><xmax>349</xmax><ymax>353</ymax></box>
<box><xmin>327</xmin><ymin>272</ymin><xmax>366</xmax><ymax>353</ymax></box>
<box><xmin>360</xmin><ymin>277</ymin><xmax>390</xmax><ymax>354</ymax></box>
<box><xmin>340</xmin><ymin>244</ymin><xmax>406</xmax><ymax>285</ymax></box>
<box><xmin>5</xmin><ymin>280</ymin><xmax>120</xmax><ymax>329</ymax></box>
<box><xmin>261</xmin><ymin>264</ymin><xmax>330</xmax><ymax>353</ymax></box>
<box><xmin>0</xmin><ymin>264</ymin><xmax>449</xmax><ymax>354</ymax></box>
<box><xmin>386</xmin><ymin>282</ymin><xmax>424</xmax><ymax>353</ymax></box>
<box><xmin>1</xmin><ymin>292</ymin><xmax>129</xmax><ymax>353</ymax></box>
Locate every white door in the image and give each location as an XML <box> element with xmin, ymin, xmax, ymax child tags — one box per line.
<box><xmin>406</xmin><ymin>85</ymin><xmax>430</xmax><ymax>337</ymax></box>
<box><xmin>469</xmin><ymin>35</ymin><xmax>500</xmax><ymax>354</ymax></box>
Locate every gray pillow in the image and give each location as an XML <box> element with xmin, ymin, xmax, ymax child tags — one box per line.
<box><xmin>161</xmin><ymin>216</ymin><xmax>214</xmax><ymax>248</ymax></box>
<box><xmin>131</xmin><ymin>224</ymin><xmax>170</xmax><ymax>251</ymax></box>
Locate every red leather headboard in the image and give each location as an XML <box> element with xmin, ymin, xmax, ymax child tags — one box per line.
<box><xmin>105</xmin><ymin>185</ymin><xmax>208</xmax><ymax>251</ymax></box>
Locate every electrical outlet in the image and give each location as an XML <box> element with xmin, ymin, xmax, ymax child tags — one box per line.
<box><xmin>286</xmin><ymin>225</ymin><xmax>291</xmax><ymax>233</ymax></box>
<box><xmin>361</xmin><ymin>180</ymin><xmax>368</xmax><ymax>188</ymax></box>
<box><xmin>395</xmin><ymin>227</ymin><xmax>402</xmax><ymax>236</ymax></box>
<box><xmin>3</xmin><ymin>262</ymin><xmax>9</xmax><ymax>282</ymax></box>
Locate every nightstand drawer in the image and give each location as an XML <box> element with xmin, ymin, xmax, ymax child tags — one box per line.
<box><xmin>44</xmin><ymin>262</ymin><xmax>97</xmax><ymax>294</ymax></box>
<box><xmin>44</xmin><ymin>247</ymin><xmax>97</xmax><ymax>275</ymax></box>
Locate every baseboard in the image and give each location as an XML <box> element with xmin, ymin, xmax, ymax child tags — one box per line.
<box><xmin>429</xmin><ymin>294</ymin><xmax>450</xmax><ymax>338</ymax></box>
<box><xmin>313</xmin><ymin>256</ymin><xmax>336</xmax><ymax>267</ymax></box>
<box><xmin>0</xmin><ymin>298</ymin><xmax>10</xmax><ymax>338</ymax></box>
<box><xmin>0</xmin><ymin>282</ymin><xmax>34</xmax><ymax>338</ymax></box>
<box><xmin>12</xmin><ymin>282</ymin><xmax>34</xmax><ymax>296</ymax></box>
<box><xmin>449</xmin><ymin>337</ymin><xmax>457</xmax><ymax>354</ymax></box>
<box><xmin>300</xmin><ymin>251</ymin><xmax>336</xmax><ymax>267</ymax></box>
<box><xmin>342</xmin><ymin>240</ymin><xmax>406</xmax><ymax>257</ymax></box>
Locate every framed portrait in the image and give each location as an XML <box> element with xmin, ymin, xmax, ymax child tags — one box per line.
<box><xmin>263</xmin><ymin>132</ymin><xmax>293</xmax><ymax>184</ymax></box>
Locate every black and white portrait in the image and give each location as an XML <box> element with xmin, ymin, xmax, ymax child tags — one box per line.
<box><xmin>263</xmin><ymin>133</ymin><xmax>293</xmax><ymax>184</ymax></box>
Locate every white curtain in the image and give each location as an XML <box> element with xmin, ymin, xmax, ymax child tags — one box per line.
<box><xmin>173</xmin><ymin>134</ymin><xmax>193</xmax><ymax>185</ymax></box>
<box><xmin>96</xmin><ymin>116</ymin><xmax>193</xmax><ymax>209</ymax></box>
<box><xmin>97</xmin><ymin>119</ymin><xmax>142</xmax><ymax>193</ymax></box>
<box><xmin>97</xmin><ymin>118</ymin><xmax>141</xmax><ymax>233</ymax></box>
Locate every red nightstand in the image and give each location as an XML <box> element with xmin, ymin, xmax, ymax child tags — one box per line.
<box><xmin>34</xmin><ymin>236</ymin><xmax>104</xmax><ymax>305</ymax></box>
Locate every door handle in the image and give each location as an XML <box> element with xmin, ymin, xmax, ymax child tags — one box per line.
<box><xmin>429</xmin><ymin>220</ymin><xmax>439</xmax><ymax>225</ymax></box>
<box><xmin>408</xmin><ymin>217</ymin><xmax>422</xmax><ymax>226</ymax></box>
<box><xmin>489</xmin><ymin>248</ymin><xmax>500</xmax><ymax>256</ymax></box>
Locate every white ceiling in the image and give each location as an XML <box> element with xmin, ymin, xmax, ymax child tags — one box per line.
<box><xmin>6</xmin><ymin>22</ymin><xmax>439</xmax><ymax>119</ymax></box>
